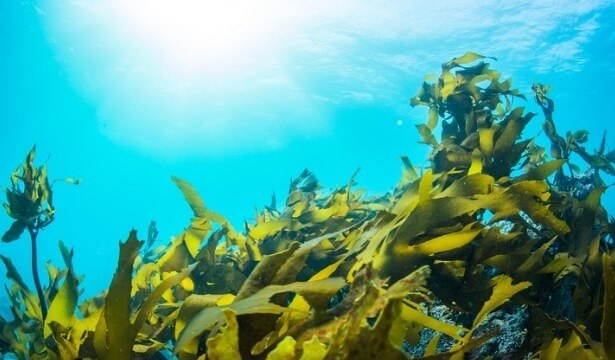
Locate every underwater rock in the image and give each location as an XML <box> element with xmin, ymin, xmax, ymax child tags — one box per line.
<box><xmin>543</xmin><ymin>273</ymin><xmax>577</xmax><ymax>322</ymax></box>
<box><xmin>402</xmin><ymin>301</ymin><xmax>469</xmax><ymax>357</ymax></box>
<box><xmin>469</xmin><ymin>305</ymin><xmax>529</xmax><ymax>360</ymax></box>
<box><xmin>403</xmin><ymin>302</ymin><xmax>529</xmax><ymax>359</ymax></box>
<box><xmin>555</xmin><ymin>168</ymin><xmax>598</xmax><ymax>201</ymax></box>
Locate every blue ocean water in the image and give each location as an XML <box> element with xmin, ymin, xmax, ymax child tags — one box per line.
<box><xmin>1</xmin><ymin>0</ymin><xmax>614</xmax><ymax>307</ymax></box>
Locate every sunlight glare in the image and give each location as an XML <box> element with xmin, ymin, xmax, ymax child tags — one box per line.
<box><xmin>110</xmin><ymin>0</ymin><xmax>298</xmax><ymax>78</ymax></box>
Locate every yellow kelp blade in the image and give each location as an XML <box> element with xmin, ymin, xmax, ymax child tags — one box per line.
<box><xmin>47</xmin><ymin>321</ymin><xmax>79</xmax><ymax>359</ymax></box>
<box><xmin>266</xmin><ymin>336</ymin><xmax>296</xmax><ymax>360</ymax></box>
<box><xmin>383</xmin><ymin>265</ymin><xmax>430</xmax><ymax>300</ymax></box>
<box><xmin>395</xmin><ymin>196</ymin><xmax>480</xmax><ymax>242</ymax></box>
<box><xmin>235</xmin><ymin>243</ymin><xmax>300</xmax><ymax>301</ymax></box>
<box><xmin>514</xmin><ymin>159</ymin><xmax>566</xmax><ymax>182</ymax></box>
<box><xmin>94</xmin><ymin>230</ymin><xmax>143</xmax><ymax>360</ymax></box>
<box><xmin>537</xmin><ymin>253</ymin><xmax>581</xmax><ymax>282</ymax></box>
<box><xmin>172</xmin><ymin>176</ymin><xmax>207</xmax><ymax>218</ymax></box>
<box><xmin>269</xmin><ymin>237</ymin><xmax>330</xmax><ymax>285</ymax></box>
<box><xmin>310</xmin><ymin>258</ymin><xmax>345</xmax><ymax>282</ymax></box>
<box><xmin>492</xmin><ymin>107</ymin><xmax>530</xmax><ymax>156</ymax></box>
<box><xmin>93</xmin><ymin>230</ymin><xmax>195</xmax><ymax>360</ymax></box>
<box><xmin>297</xmin><ymin>207</ymin><xmax>337</xmax><ymax>224</ymax></box>
<box><xmin>427</xmin><ymin>106</ymin><xmax>438</xmax><ymax>130</ymax></box>
<box><xmin>395</xmin><ymin>226</ymin><xmax>482</xmax><ymax>257</ymax></box>
<box><xmin>44</xmin><ymin>260</ymin><xmax>78</xmax><ymax>339</ymax></box>
<box><xmin>245</xmin><ymin>225</ymin><xmax>354</xmax><ymax>302</ymax></box>
<box><xmin>206</xmin><ymin>309</ymin><xmax>242</xmax><ymax>360</ymax></box>
<box><xmin>479</xmin><ymin>126</ymin><xmax>498</xmax><ymax>157</ymax></box>
<box><xmin>537</xmin><ymin>337</ymin><xmax>562</xmax><ymax>360</ymax></box>
<box><xmin>172</xmin><ymin>176</ymin><xmax>232</xmax><ymax>227</ymax></box>
<box><xmin>516</xmin><ymin>236</ymin><xmax>558</xmax><ymax>276</ymax></box>
<box><xmin>156</xmin><ymin>220</ymin><xmax>208</xmax><ymax>272</ymax></box>
<box><xmin>416</xmin><ymin>124</ymin><xmax>438</xmax><ymax>147</ymax></box>
<box><xmin>373</xmin><ymin>266</ymin><xmax>468</xmax><ymax>343</ymax></box>
<box><xmin>248</xmin><ymin>219</ymin><xmax>297</xmax><ymax>241</ymax></box>
<box><xmin>423</xmin><ymin>333</ymin><xmax>441</xmax><ymax>356</ymax></box>
<box><xmin>131</xmin><ymin>263</ymin><xmax>197</xmax><ymax>341</ymax></box>
<box><xmin>403</xmin><ymin>306</ymin><xmax>467</xmax><ymax>342</ymax></box>
<box><xmin>602</xmin><ymin>254</ymin><xmax>615</xmax><ymax>359</ymax></box>
<box><xmin>182</xmin><ymin>218</ymin><xmax>212</xmax><ymax>258</ymax></box>
<box><xmin>175</xmin><ymin>278</ymin><xmax>345</xmax><ymax>354</ymax></box>
<box><xmin>467</xmin><ymin>149</ymin><xmax>483</xmax><ymax>175</ymax></box>
<box><xmin>251</xmin><ymin>236</ymin><xmax>357</xmax><ymax>355</ymax></box>
<box><xmin>438</xmin><ymin>71</ymin><xmax>459</xmax><ymax>100</ymax></box>
<box><xmin>445</xmin><ymin>52</ymin><xmax>494</xmax><ymax>68</ymax></box>
<box><xmin>486</xmin><ymin>180</ymin><xmax>570</xmax><ymax>236</ymax></box>
<box><xmin>534</xmin><ymin>331</ymin><xmax>601</xmax><ymax>360</ymax></box>
<box><xmin>418</xmin><ymin>169</ymin><xmax>434</xmax><ymax>202</ymax></box>
<box><xmin>175</xmin><ymin>294</ymin><xmax>235</xmax><ymax>358</ymax></box>
<box><xmin>68</xmin><ymin>310</ymin><xmax>102</xmax><ymax>357</ymax></box>
<box><xmin>472</xmin><ymin>275</ymin><xmax>531</xmax><ymax>329</ymax></box>
<box><xmin>447</xmin><ymin>275</ymin><xmax>530</xmax><ymax>357</ymax></box>
<box><xmin>341</xmin><ymin>300</ymin><xmax>410</xmax><ymax>360</ymax></box>
<box><xmin>435</xmin><ymin>173</ymin><xmax>494</xmax><ymax>199</ymax></box>
<box><xmin>132</xmin><ymin>263</ymin><xmax>161</xmax><ymax>297</ymax></box>
<box><xmin>399</xmin><ymin>155</ymin><xmax>419</xmax><ymax>186</ymax></box>
<box><xmin>0</xmin><ymin>255</ymin><xmax>31</xmax><ymax>294</ymax></box>
<box><xmin>420</xmin><ymin>328</ymin><xmax>499</xmax><ymax>360</ymax></box>
<box><xmin>297</xmin><ymin>337</ymin><xmax>327</xmax><ymax>360</ymax></box>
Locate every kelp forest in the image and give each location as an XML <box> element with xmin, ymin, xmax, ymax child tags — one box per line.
<box><xmin>1</xmin><ymin>53</ymin><xmax>615</xmax><ymax>359</ymax></box>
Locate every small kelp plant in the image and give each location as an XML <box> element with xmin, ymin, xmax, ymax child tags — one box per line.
<box><xmin>1</xmin><ymin>53</ymin><xmax>615</xmax><ymax>359</ymax></box>
<box><xmin>0</xmin><ymin>146</ymin><xmax>79</xmax><ymax>355</ymax></box>
<box><xmin>1</xmin><ymin>146</ymin><xmax>80</xmax><ymax>321</ymax></box>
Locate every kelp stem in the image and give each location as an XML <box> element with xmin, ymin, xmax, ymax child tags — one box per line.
<box><xmin>28</xmin><ymin>227</ymin><xmax>47</xmax><ymax>320</ymax></box>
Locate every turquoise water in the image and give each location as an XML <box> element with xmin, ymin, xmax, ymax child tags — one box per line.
<box><xmin>1</xmin><ymin>0</ymin><xmax>614</xmax><ymax>304</ymax></box>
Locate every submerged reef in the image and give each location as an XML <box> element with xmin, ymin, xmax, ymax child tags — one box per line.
<box><xmin>1</xmin><ymin>52</ymin><xmax>615</xmax><ymax>359</ymax></box>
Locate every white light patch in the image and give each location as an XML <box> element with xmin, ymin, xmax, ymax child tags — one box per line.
<box><xmin>110</xmin><ymin>0</ymin><xmax>289</xmax><ymax>79</ymax></box>
<box><xmin>40</xmin><ymin>0</ymin><xmax>330</xmax><ymax>156</ymax></box>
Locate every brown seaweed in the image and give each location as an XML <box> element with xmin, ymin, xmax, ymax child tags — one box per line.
<box><xmin>1</xmin><ymin>53</ymin><xmax>614</xmax><ymax>359</ymax></box>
